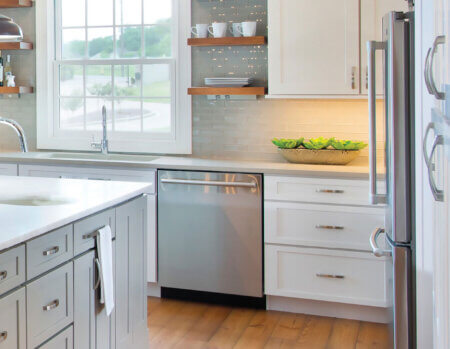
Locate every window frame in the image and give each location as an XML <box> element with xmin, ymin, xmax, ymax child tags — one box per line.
<box><xmin>36</xmin><ymin>0</ymin><xmax>192</xmax><ymax>154</ymax></box>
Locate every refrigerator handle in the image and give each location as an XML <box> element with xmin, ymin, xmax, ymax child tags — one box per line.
<box><xmin>427</xmin><ymin>135</ymin><xmax>444</xmax><ymax>202</ymax></box>
<box><xmin>367</xmin><ymin>41</ymin><xmax>387</xmax><ymax>205</ymax></box>
<box><xmin>425</xmin><ymin>36</ymin><xmax>446</xmax><ymax>100</ymax></box>
<box><xmin>369</xmin><ymin>228</ymin><xmax>391</xmax><ymax>257</ymax></box>
<box><xmin>422</xmin><ymin>122</ymin><xmax>436</xmax><ymax>166</ymax></box>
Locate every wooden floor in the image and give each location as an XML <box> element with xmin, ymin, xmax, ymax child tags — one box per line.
<box><xmin>147</xmin><ymin>297</ymin><xmax>391</xmax><ymax>349</ymax></box>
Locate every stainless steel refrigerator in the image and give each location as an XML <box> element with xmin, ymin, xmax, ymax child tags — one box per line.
<box><xmin>367</xmin><ymin>11</ymin><xmax>415</xmax><ymax>349</ymax></box>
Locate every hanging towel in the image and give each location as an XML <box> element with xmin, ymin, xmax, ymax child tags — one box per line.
<box><xmin>96</xmin><ymin>225</ymin><xmax>114</xmax><ymax>316</ymax></box>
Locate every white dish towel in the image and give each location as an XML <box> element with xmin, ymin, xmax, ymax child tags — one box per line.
<box><xmin>96</xmin><ymin>225</ymin><xmax>114</xmax><ymax>316</ymax></box>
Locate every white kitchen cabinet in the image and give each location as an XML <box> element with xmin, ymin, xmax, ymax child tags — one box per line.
<box><xmin>265</xmin><ymin>245</ymin><xmax>389</xmax><ymax>307</ymax></box>
<box><xmin>0</xmin><ymin>163</ymin><xmax>17</xmax><ymax>176</ymax></box>
<box><xmin>18</xmin><ymin>164</ymin><xmax>158</xmax><ymax>284</ymax></box>
<box><xmin>360</xmin><ymin>0</ymin><xmax>409</xmax><ymax>95</ymax></box>
<box><xmin>268</xmin><ymin>0</ymin><xmax>360</xmax><ymax>96</ymax></box>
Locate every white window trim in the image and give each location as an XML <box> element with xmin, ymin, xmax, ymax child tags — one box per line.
<box><xmin>36</xmin><ymin>0</ymin><xmax>192</xmax><ymax>154</ymax></box>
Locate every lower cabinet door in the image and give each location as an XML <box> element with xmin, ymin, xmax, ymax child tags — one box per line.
<box><xmin>0</xmin><ymin>287</ymin><xmax>26</xmax><ymax>349</ymax></box>
<box><xmin>38</xmin><ymin>326</ymin><xmax>73</xmax><ymax>349</ymax></box>
<box><xmin>74</xmin><ymin>247</ymin><xmax>116</xmax><ymax>349</ymax></box>
<box><xmin>27</xmin><ymin>263</ymin><xmax>74</xmax><ymax>349</ymax></box>
<box><xmin>116</xmin><ymin>197</ymin><xmax>148</xmax><ymax>349</ymax></box>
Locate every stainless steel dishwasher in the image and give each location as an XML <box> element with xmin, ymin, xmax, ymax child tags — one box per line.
<box><xmin>158</xmin><ymin>170</ymin><xmax>263</xmax><ymax>298</ymax></box>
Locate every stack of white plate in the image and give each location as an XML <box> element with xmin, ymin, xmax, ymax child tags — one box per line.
<box><xmin>204</xmin><ymin>77</ymin><xmax>254</xmax><ymax>87</ymax></box>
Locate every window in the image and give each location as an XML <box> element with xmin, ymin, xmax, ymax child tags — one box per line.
<box><xmin>37</xmin><ymin>0</ymin><xmax>191</xmax><ymax>154</ymax></box>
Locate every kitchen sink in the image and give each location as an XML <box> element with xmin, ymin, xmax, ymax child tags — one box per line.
<box><xmin>0</xmin><ymin>196</ymin><xmax>73</xmax><ymax>206</ymax></box>
<box><xmin>44</xmin><ymin>152</ymin><xmax>160</xmax><ymax>162</ymax></box>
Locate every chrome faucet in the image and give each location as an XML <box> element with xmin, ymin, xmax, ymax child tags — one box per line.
<box><xmin>0</xmin><ymin>117</ymin><xmax>28</xmax><ymax>152</ymax></box>
<box><xmin>91</xmin><ymin>106</ymin><xmax>109</xmax><ymax>154</ymax></box>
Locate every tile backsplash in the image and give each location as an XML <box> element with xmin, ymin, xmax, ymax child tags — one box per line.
<box><xmin>191</xmin><ymin>0</ymin><xmax>383</xmax><ymax>161</ymax></box>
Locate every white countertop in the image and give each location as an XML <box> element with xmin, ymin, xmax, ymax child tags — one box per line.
<box><xmin>0</xmin><ymin>176</ymin><xmax>151</xmax><ymax>251</ymax></box>
<box><xmin>0</xmin><ymin>152</ymin><xmax>383</xmax><ymax>179</ymax></box>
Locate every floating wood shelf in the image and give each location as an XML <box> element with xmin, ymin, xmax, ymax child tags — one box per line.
<box><xmin>0</xmin><ymin>0</ymin><xmax>32</xmax><ymax>7</ymax></box>
<box><xmin>188</xmin><ymin>87</ymin><xmax>267</xmax><ymax>96</ymax></box>
<box><xmin>188</xmin><ymin>36</ymin><xmax>267</xmax><ymax>47</ymax></box>
<box><xmin>0</xmin><ymin>42</ymin><xmax>33</xmax><ymax>50</ymax></box>
<box><xmin>0</xmin><ymin>86</ymin><xmax>34</xmax><ymax>94</ymax></box>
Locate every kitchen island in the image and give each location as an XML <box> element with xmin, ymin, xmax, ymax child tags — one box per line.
<box><xmin>0</xmin><ymin>176</ymin><xmax>150</xmax><ymax>349</ymax></box>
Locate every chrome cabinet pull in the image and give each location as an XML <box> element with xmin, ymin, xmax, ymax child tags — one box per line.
<box><xmin>351</xmin><ymin>66</ymin><xmax>357</xmax><ymax>90</ymax></box>
<box><xmin>0</xmin><ymin>331</ymin><xmax>7</xmax><ymax>343</ymax></box>
<box><xmin>425</xmin><ymin>36</ymin><xmax>446</xmax><ymax>100</ymax></box>
<box><xmin>42</xmin><ymin>246</ymin><xmax>59</xmax><ymax>256</ymax></box>
<box><xmin>367</xmin><ymin>40</ymin><xmax>387</xmax><ymax>205</ymax></box>
<box><xmin>315</xmin><ymin>225</ymin><xmax>344</xmax><ymax>230</ymax></box>
<box><xmin>43</xmin><ymin>299</ymin><xmax>60</xmax><ymax>311</ymax></box>
<box><xmin>94</xmin><ymin>258</ymin><xmax>101</xmax><ymax>291</ymax></box>
<box><xmin>316</xmin><ymin>273</ymin><xmax>345</xmax><ymax>279</ymax></box>
<box><xmin>161</xmin><ymin>178</ymin><xmax>257</xmax><ymax>189</ymax></box>
<box><xmin>0</xmin><ymin>271</ymin><xmax>7</xmax><ymax>281</ymax></box>
<box><xmin>83</xmin><ymin>231</ymin><xmax>99</xmax><ymax>240</ymax></box>
<box><xmin>427</xmin><ymin>135</ymin><xmax>444</xmax><ymax>202</ymax></box>
<box><xmin>370</xmin><ymin>228</ymin><xmax>391</xmax><ymax>257</ymax></box>
<box><xmin>316</xmin><ymin>189</ymin><xmax>344</xmax><ymax>194</ymax></box>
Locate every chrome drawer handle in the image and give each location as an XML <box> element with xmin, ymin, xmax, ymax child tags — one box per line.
<box><xmin>316</xmin><ymin>189</ymin><xmax>344</xmax><ymax>194</ymax></box>
<box><xmin>0</xmin><ymin>331</ymin><xmax>7</xmax><ymax>343</ymax></box>
<box><xmin>43</xmin><ymin>246</ymin><xmax>60</xmax><ymax>256</ymax></box>
<box><xmin>43</xmin><ymin>299</ymin><xmax>59</xmax><ymax>311</ymax></box>
<box><xmin>0</xmin><ymin>271</ymin><xmax>7</xmax><ymax>281</ymax></box>
<box><xmin>315</xmin><ymin>225</ymin><xmax>344</xmax><ymax>230</ymax></box>
<box><xmin>83</xmin><ymin>231</ymin><xmax>99</xmax><ymax>240</ymax></box>
<box><xmin>316</xmin><ymin>273</ymin><xmax>345</xmax><ymax>279</ymax></box>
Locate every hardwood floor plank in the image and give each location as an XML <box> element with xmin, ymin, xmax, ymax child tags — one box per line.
<box><xmin>174</xmin><ymin>305</ymin><xmax>232</xmax><ymax>348</ymax></box>
<box><xmin>233</xmin><ymin>311</ymin><xmax>282</xmax><ymax>349</ymax></box>
<box><xmin>296</xmin><ymin>316</ymin><xmax>335</xmax><ymax>349</ymax></box>
<box><xmin>326</xmin><ymin>318</ymin><xmax>360</xmax><ymax>349</ymax></box>
<box><xmin>356</xmin><ymin>322</ymin><xmax>392</xmax><ymax>349</ymax></box>
<box><xmin>206</xmin><ymin>308</ymin><xmax>256</xmax><ymax>349</ymax></box>
<box><xmin>146</xmin><ymin>297</ymin><xmax>391</xmax><ymax>349</ymax></box>
<box><xmin>149</xmin><ymin>302</ymin><xmax>208</xmax><ymax>348</ymax></box>
<box><xmin>271</xmin><ymin>313</ymin><xmax>308</xmax><ymax>341</ymax></box>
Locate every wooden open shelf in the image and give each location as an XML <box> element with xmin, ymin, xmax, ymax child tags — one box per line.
<box><xmin>188</xmin><ymin>36</ymin><xmax>267</xmax><ymax>47</ymax></box>
<box><xmin>188</xmin><ymin>87</ymin><xmax>267</xmax><ymax>96</ymax></box>
<box><xmin>0</xmin><ymin>0</ymin><xmax>32</xmax><ymax>7</ymax></box>
<box><xmin>0</xmin><ymin>42</ymin><xmax>33</xmax><ymax>50</ymax></box>
<box><xmin>0</xmin><ymin>86</ymin><xmax>34</xmax><ymax>94</ymax></box>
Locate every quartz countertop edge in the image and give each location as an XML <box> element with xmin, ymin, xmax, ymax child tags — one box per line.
<box><xmin>0</xmin><ymin>152</ymin><xmax>384</xmax><ymax>179</ymax></box>
<box><xmin>0</xmin><ymin>176</ymin><xmax>151</xmax><ymax>252</ymax></box>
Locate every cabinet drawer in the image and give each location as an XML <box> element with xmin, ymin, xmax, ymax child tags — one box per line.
<box><xmin>0</xmin><ymin>245</ymin><xmax>25</xmax><ymax>296</ymax></box>
<box><xmin>265</xmin><ymin>202</ymin><xmax>385</xmax><ymax>250</ymax></box>
<box><xmin>27</xmin><ymin>263</ymin><xmax>74</xmax><ymax>348</ymax></box>
<box><xmin>73</xmin><ymin>209</ymin><xmax>115</xmax><ymax>256</ymax></box>
<box><xmin>0</xmin><ymin>287</ymin><xmax>26</xmax><ymax>349</ymax></box>
<box><xmin>39</xmin><ymin>326</ymin><xmax>73</xmax><ymax>349</ymax></box>
<box><xmin>27</xmin><ymin>225</ymin><xmax>74</xmax><ymax>279</ymax></box>
<box><xmin>265</xmin><ymin>245</ymin><xmax>389</xmax><ymax>307</ymax></box>
<box><xmin>265</xmin><ymin>176</ymin><xmax>381</xmax><ymax>206</ymax></box>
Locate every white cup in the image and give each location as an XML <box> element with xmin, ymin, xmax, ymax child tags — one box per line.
<box><xmin>208</xmin><ymin>22</ymin><xmax>228</xmax><ymax>38</ymax></box>
<box><xmin>229</xmin><ymin>23</ymin><xmax>242</xmax><ymax>37</ymax></box>
<box><xmin>238</xmin><ymin>21</ymin><xmax>257</xmax><ymax>37</ymax></box>
<box><xmin>191</xmin><ymin>24</ymin><xmax>209</xmax><ymax>38</ymax></box>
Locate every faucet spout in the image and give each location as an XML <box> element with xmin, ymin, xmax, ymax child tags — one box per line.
<box><xmin>0</xmin><ymin>117</ymin><xmax>28</xmax><ymax>152</ymax></box>
<box><xmin>91</xmin><ymin>106</ymin><xmax>109</xmax><ymax>154</ymax></box>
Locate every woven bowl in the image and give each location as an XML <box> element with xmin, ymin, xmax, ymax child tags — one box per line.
<box><xmin>278</xmin><ymin>148</ymin><xmax>361</xmax><ymax>165</ymax></box>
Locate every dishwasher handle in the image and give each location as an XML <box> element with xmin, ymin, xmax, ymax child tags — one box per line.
<box><xmin>160</xmin><ymin>178</ymin><xmax>258</xmax><ymax>189</ymax></box>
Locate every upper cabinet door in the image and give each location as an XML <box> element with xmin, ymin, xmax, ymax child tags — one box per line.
<box><xmin>268</xmin><ymin>0</ymin><xmax>360</xmax><ymax>96</ymax></box>
<box><xmin>360</xmin><ymin>0</ymin><xmax>409</xmax><ymax>95</ymax></box>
